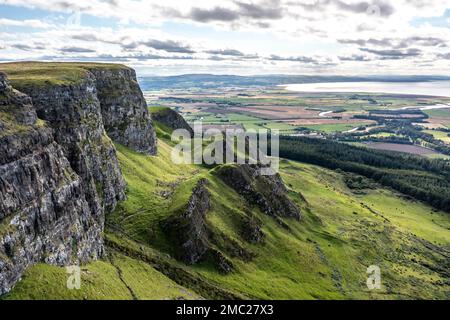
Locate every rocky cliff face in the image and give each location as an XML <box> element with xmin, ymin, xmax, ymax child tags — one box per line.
<box><xmin>0</xmin><ymin>63</ymin><xmax>157</xmax><ymax>295</ymax></box>
<box><xmin>163</xmin><ymin>179</ymin><xmax>211</xmax><ymax>265</ymax></box>
<box><xmin>88</xmin><ymin>67</ymin><xmax>157</xmax><ymax>155</ymax></box>
<box><xmin>151</xmin><ymin>107</ymin><xmax>194</xmax><ymax>137</ymax></box>
<box><xmin>216</xmin><ymin>164</ymin><xmax>301</xmax><ymax>221</ymax></box>
<box><xmin>0</xmin><ymin>73</ymin><xmax>101</xmax><ymax>294</ymax></box>
<box><xmin>12</xmin><ymin>71</ymin><xmax>126</xmax><ymax>215</ymax></box>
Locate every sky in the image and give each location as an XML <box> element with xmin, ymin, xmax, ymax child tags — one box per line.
<box><xmin>0</xmin><ymin>0</ymin><xmax>449</xmax><ymax>76</ymax></box>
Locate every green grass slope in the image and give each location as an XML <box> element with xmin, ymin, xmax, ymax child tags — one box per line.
<box><xmin>3</xmin><ymin>251</ymin><xmax>200</xmax><ymax>300</ymax></box>
<box><xmin>4</xmin><ymin>123</ymin><xmax>450</xmax><ymax>300</ymax></box>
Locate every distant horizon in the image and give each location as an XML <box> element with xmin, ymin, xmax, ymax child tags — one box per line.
<box><xmin>136</xmin><ymin>72</ymin><xmax>450</xmax><ymax>79</ymax></box>
<box><xmin>3</xmin><ymin>60</ymin><xmax>450</xmax><ymax>79</ymax></box>
<box><xmin>136</xmin><ymin>70</ymin><xmax>450</xmax><ymax>94</ymax></box>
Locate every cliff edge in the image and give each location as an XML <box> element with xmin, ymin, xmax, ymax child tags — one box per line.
<box><xmin>0</xmin><ymin>72</ymin><xmax>101</xmax><ymax>294</ymax></box>
<box><xmin>0</xmin><ymin>62</ymin><xmax>157</xmax><ymax>294</ymax></box>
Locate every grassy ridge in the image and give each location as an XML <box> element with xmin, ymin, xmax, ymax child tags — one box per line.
<box><xmin>190</xmin><ymin>160</ymin><xmax>449</xmax><ymax>299</ymax></box>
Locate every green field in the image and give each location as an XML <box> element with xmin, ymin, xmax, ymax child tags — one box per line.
<box><xmin>183</xmin><ymin>111</ymin><xmax>300</xmax><ymax>133</ymax></box>
<box><xmin>182</xmin><ymin>110</ymin><xmax>367</xmax><ymax>134</ymax></box>
<box><xmin>300</xmin><ymin>123</ymin><xmax>362</xmax><ymax>133</ymax></box>
<box><xmin>424</xmin><ymin>130</ymin><xmax>450</xmax><ymax>143</ymax></box>
<box><xmin>426</xmin><ymin>153</ymin><xmax>450</xmax><ymax>160</ymax></box>
<box><xmin>5</xmin><ymin>122</ymin><xmax>449</xmax><ymax>300</ymax></box>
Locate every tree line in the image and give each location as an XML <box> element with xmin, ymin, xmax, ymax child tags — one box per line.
<box><xmin>278</xmin><ymin>136</ymin><xmax>450</xmax><ymax>212</ymax></box>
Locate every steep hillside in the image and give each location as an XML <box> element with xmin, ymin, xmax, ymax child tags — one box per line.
<box><xmin>5</xmin><ymin>251</ymin><xmax>201</xmax><ymax>300</ymax></box>
<box><xmin>4</xmin><ymin>120</ymin><xmax>449</xmax><ymax>300</ymax></box>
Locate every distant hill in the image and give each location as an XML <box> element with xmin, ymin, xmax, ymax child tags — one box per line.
<box><xmin>138</xmin><ymin>74</ymin><xmax>450</xmax><ymax>90</ymax></box>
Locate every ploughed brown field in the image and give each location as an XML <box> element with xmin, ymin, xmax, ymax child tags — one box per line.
<box><xmin>426</xmin><ymin>117</ymin><xmax>450</xmax><ymax>128</ymax></box>
<box><xmin>228</xmin><ymin>105</ymin><xmax>320</xmax><ymax>119</ymax></box>
<box><xmin>215</xmin><ymin>106</ymin><xmax>376</xmax><ymax>126</ymax></box>
<box><xmin>286</xmin><ymin>118</ymin><xmax>374</xmax><ymax>126</ymax></box>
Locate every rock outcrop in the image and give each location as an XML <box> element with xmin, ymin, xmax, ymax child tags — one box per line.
<box><xmin>0</xmin><ymin>63</ymin><xmax>158</xmax><ymax>295</ymax></box>
<box><xmin>151</xmin><ymin>107</ymin><xmax>194</xmax><ymax>137</ymax></box>
<box><xmin>0</xmin><ymin>73</ymin><xmax>100</xmax><ymax>294</ymax></box>
<box><xmin>163</xmin><ymin>179</ymin><xmax>211</xmax><ymax>265</ymax></box>
<box><xmin>11</xmin><ymin>71</ymin><xmax>126</xmax><ymax>215</ymax></box>
<box><xmin>241</xmin><ymin>214</ymin><xmax>265</xmax><ymax>244</ymax></box>
<box><xmin>162</xmin><ymin>178</ymin><xmax>244</xmax><ymax>274</ymax></box>
<box><xmin>211</xmin><ymin>250</ymin><xmax>234</xmax><ymax>274</ymax></box>
<box><xmin>88</xmin><ymin>67</ymin><xmax>157</xmax><ymax>155</ymax></box>
<box><xmin>216</xmin><ymin>164</ymin><xmax>301</xmax><ymax>221</ymax></box>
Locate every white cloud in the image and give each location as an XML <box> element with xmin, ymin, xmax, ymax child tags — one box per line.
<box><xmin>1</xmin><ymin>0</ymin><xmax>447</xmax><ymax>27</ymax></box>
<box><xmin>0</xmin><ymin>18</ymin><xmax>53</xmax><ymax>28</ymax></box>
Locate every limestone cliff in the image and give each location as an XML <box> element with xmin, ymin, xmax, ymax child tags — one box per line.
<box><xmin>11</xmin><ymin>71</ymin><xmax>126</xmax><ymax>216</ymax></box>
<box><xmin>88</xmin><ymin>67</ymin><xmax>157</xmax><ymax>155</ymax></box>
<box><xmin>0</xmin><ymin>73</ymin><xmax>101</xmax><ymax>294</ymax></box>
<box><xmin>0</xmin><ymin>63</ymin><xmax>158</xmax><ymax>294</ymax></box>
